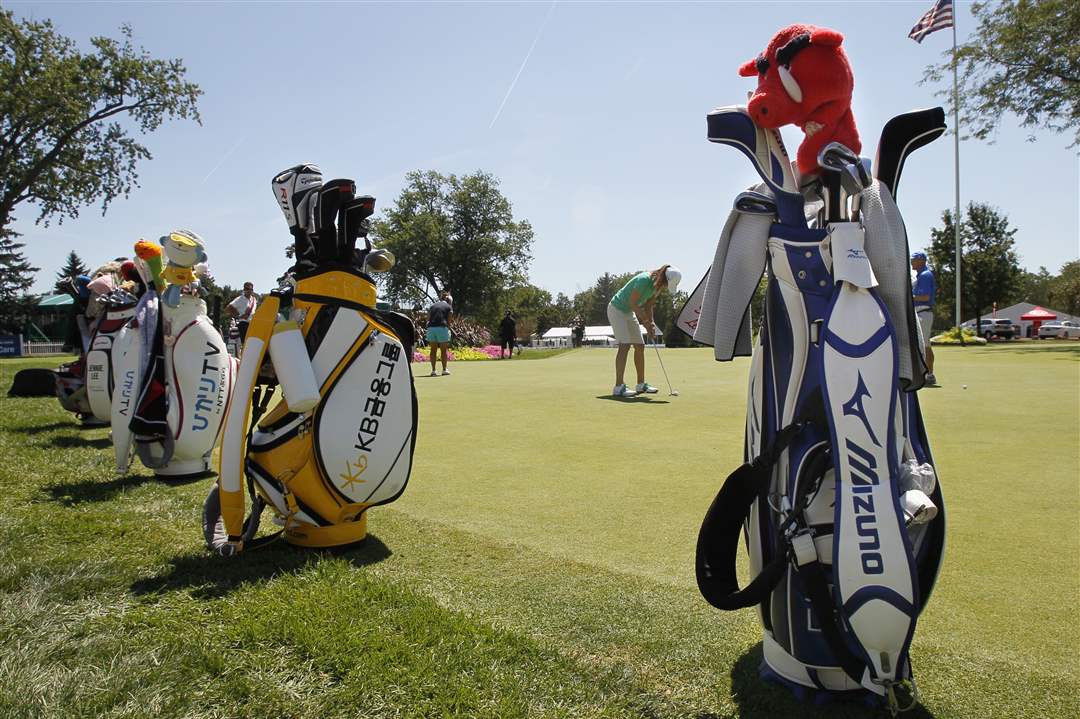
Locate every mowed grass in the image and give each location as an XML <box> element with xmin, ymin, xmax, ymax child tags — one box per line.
<box><xmin>0</xmin><ymin>344</ymin><xmax>1076</xmax><ymax>719</ymax></box>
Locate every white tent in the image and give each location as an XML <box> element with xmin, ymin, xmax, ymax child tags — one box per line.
<box><xmin>538</xmin><ymin>325</ymin><xmax>657</xmax><ymax>347</ymax></box>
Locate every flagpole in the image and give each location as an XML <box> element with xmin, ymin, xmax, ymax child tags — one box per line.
<box><xmin>951</xmin><ymin>8</ymin><xmax>962</xmax><ymax>330</ymax></box>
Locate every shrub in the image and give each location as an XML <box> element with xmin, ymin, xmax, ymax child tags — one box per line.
<box><xmin>930</xmin><ymin>327</ymin><xmax>988</xmax><ymax>345</ymax></box>
<box><xmin>409</xmin><ymin>311</ymin><xmax>492</xmax><ymax>348</ymax></box>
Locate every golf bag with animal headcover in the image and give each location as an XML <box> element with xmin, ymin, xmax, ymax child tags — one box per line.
<box><xmin>204</xmin><ymin>164</ymin><xmax>416</xmax><ymax>555</ymax></box>
<box><xmin>54</xmin><ymin>262</ymin><xmax>129</xmax><ymax>426</ymax></box>
<box><xmin>111</xmin><ymin>232</ymin><xmax>236</xmax><ymax>478</ymax></box>
<box><xmin>693</xmin><ymin>107</ymin><xmax>946</xmax><ymax>711</ymax></box>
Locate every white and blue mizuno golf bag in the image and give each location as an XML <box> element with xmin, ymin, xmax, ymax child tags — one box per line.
<box><xmin>693</xmin><ymin>107</ymin><xmax>946</xmax><ymax>712</ymax></box>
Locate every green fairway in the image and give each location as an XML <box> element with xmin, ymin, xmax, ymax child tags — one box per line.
<box><xmin>0</xmin><ymin>344</ymin><xmax>1076</xmax><ymax>718</ymax></box>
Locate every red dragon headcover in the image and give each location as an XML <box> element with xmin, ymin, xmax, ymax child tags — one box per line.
<box><xmin>738</xmin><ymin>24</ymin><xmax>860</xmax><ymax>175</ymax></box>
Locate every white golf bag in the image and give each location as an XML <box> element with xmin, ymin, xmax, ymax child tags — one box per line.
<box><xmin>85</xmin><ymin>293</ymin><xmax>139</xmax><ymax>422</ymax></box>
<box><xmin>694</xmin><ymin>107</ymin><xmax>946</xmax><ymax>712</ymax></box>
<box><xmin>113</xmin><ymin>235</ymin><xmax>235</xmax><ymax>479</ymax></box>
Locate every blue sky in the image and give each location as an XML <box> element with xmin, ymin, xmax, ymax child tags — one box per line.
<box><xmin>10</xmin><ymin>1</ymin><xmax>1079</xmax><ymax>304</ymax></box>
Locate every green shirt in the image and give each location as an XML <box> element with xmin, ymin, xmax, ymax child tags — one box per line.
<box><xmin>609</xmin><ymin>272</ymin><xmax>655</xmax><ymax>313</ymax></box>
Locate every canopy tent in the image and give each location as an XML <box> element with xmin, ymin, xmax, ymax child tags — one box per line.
<box><xmin>1019</xmin><ymin>306</ymin><xmax>1057</xmax><ymax>321</ymax></box>
<box><xmin>539</xmin><ymin>325</ymin><xmax>657</xmax><ymax>347</ymax></box>
<box><xmin>1020</xmin><ymin>306</ymin><xmax>1058</xmax><ymax>335</ymax></box>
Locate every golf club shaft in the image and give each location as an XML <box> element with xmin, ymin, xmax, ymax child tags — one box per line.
<box><xmin>651</xmin><ymin>337</ymin><xmax>674</xmax><ymax>394</ymax></box>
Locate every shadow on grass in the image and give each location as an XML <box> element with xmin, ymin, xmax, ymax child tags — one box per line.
<box><xmin>49</xmin><ymin>434</ymin><xmax>112</xmax><ymax>449</ymax></box>
<box><xmin>130</xmin><ymin>534</ymin><xmax>393</xmax><ymax>600</ymax></box>
<box><xmin>594</xmin><ymin>395</ymin><xmax>671</xmax><ymax>405</ymax></box>
<box><xmin>43</xmin><ymin>473</ymin><xmax>157</xmax><ymax>506</ymax></box>
<box><xmin>987</xmin><ymin>342</ymin><xmax>1080</xmax><ymax>359</ymax></box>
<box><xmin>9</xmin><ymin>420</ymin><xmax>80</xmax><ymax>435</ymax></box>
<box><xmin>709</xmin><ymin>643</ymin><xmax>937</xmax><ymax>719</ymax></box>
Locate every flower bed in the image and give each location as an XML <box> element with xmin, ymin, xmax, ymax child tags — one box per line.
<box><xmin>412</xmin><ymin>345</ymin><xmax>504</xmax><ymax>363</ymax></box>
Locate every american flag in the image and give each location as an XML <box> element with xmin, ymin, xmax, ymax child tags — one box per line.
<box><xmin>909</xmin><ymin>0</ymin><xmax>954</xmax><ymax>43</ymax></box>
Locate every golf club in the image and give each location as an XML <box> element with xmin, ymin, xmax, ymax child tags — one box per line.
<box><xmin>650</xmin><ymin>335</ymin><xmax>679</xmax><ymax>396</ymax></box>
<box><xmin>818</xmin><ymin>142</ymin><xmax>868</xmax><ymax>221</ymax></box>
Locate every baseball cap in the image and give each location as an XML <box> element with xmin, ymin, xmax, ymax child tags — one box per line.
<box><xmin>911</xmin><ymin>251</ymin><xmax>927</xmax><ymax>260</ymax></box>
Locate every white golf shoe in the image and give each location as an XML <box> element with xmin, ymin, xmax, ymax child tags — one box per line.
<box><xmin>612</xmin><ymin>383</ymin><xmax>637</xmax><ymax>398</ymax></box>
<box><xmin>636</xmin><ymin>382</ymin><xmax>659</xmax><ymax>394</ymax></box>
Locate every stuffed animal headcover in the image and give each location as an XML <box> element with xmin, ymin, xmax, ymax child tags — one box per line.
<box><xmin>739</xmin><ymin>24</ymin><xmax>860</xmax><ymax>174</ymax></box>
<box><xmin>160</xmin><ymin>230</ymin><xmax>208</xmax><ymax>307</ymax></box>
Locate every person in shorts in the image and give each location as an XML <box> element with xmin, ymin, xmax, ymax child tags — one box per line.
<box><xmin>426</xmin><ymin>292</ymin><xmax>453</xmax><ymax>376</ymax></box>
<box><xmin>606</xmin><ymin>264</ymin><xmax>681</xmax><ymax>397</ymax></box>
<box><xmin>911</xmin><ymin>251</ymin><xmax>937</xmax><ymax>385</ymax></box>
<box><xmin>226</xmin><ymin>282</ymin><xmax>258</xmax><ymax>340</ymax></box>
<box><xmin>498</xmin><ymin>310</ymin><xmax>516</xmax><ymax>359</ymax></box>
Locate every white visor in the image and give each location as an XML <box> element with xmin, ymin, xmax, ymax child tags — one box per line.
<box><xmin>665</xmin><ymin>266</ymin><xmax>682</xmax><ymax>294</ymax></box>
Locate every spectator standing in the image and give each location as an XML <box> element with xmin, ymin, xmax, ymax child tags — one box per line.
<box><xmin>606</xmin><ymin>264</ymin><xmax>681</xmax><ymax>397</ymax></box>
<box><xmin>911</xmin><ymin>252</ymin><xmax>937</xmax><ymax>385</ymax></box>
<box><xmin>225</xmin><ymin>282</ymin><xmax>258</xmax><ymax>340</ymax></box>
<box><xmin>498</xmin><ymin>310</ymin><xmax>517</xmax><ymax>359</ymax></box>
<box><xmin>426</xmin><ymin>292</ymin><xmax>453</xmax><ymax>376</ymax></box>
<box><xmin>572</xmin><ymin>316</ymin><xmax>585</xmax><ymax>348</ymax></box>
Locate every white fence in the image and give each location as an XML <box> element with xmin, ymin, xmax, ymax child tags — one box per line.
<box><xmin>23</xmin><ymin>341</ymin><xmax>66</xmax><ymax>355</ymax></box>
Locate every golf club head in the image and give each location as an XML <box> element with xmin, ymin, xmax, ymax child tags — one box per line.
<box><xmin>707</xmin><ymin>105</ymin><xmax>805</xmax><ymax>227</ymax></box>
<box><xmin>733</xmin><ymin>191</ymin><xmax>778</xmax><ymax>216</ymax></box>
<box><xmin>817</xmin><ymin>142</ymin><xmax>860</xmax><ymax>173</ymax></box>
<box><xmin>363</xmin><ymin>248</ymin><xmax>396</xmax><ymax>273</ymax></box>
<box><xmin>874</xmin><ymin>107</ymin><xmax>946</xmax><ymax>200</ymax></box>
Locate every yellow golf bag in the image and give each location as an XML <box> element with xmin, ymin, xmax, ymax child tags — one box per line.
<box><xmin>205</xmin><ymin>165</ymin><xmax>416</xmax><ymax>555</ymax></box>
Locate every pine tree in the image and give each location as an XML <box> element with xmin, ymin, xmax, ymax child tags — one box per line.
<box><xmin>53</xmin><ymin>250</ymin><xmax>89</xmax><ymax>293</ymax></box>
<box><xmin>0</xmin><ymin>232</ymin><xmax>38</xmax><ymax>302</ymax></box>
<box><xmin>0</xmin><ymin>230</ymin><xmax>40</xmax><ymax>332</ymax></box>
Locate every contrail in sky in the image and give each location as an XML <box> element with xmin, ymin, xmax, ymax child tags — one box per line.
<box><xmin>489</xmin><ymin>0</ymin><xmax>557</xmax><ymax>130</ymax></box>
<box><xmin>201</xmin><ymin>135</ymin><xmax>247</xmax><ymax>184</ymax></box>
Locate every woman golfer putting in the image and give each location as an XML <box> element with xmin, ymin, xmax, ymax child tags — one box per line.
<box><xmin>607</xmin><ymin>265</ymin><xmax>681</xmax><ymax>397</ymax></box>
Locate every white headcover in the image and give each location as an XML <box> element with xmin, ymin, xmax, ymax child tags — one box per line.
<box><xmin>271</xmin><ymin>164</ymin><xmax>323</xmax><ymax>232</ymax></box>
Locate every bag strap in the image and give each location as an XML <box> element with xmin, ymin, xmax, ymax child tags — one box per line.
<box><xmin>695</xmin><ymin>421</ymin><xmax>805</xmax><ymax>610</ymax></box>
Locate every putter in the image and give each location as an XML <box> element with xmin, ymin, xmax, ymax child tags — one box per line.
<box><xmin>650</xmin><ymin>336</ymin><xmax>679</xmax><ymax>396</ymax></box>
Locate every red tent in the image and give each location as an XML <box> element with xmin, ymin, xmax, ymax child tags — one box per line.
<box><xmin>1020</xmin><ymin>306</ymin><xmax>1057</xmax><ymax>335</ymax></box>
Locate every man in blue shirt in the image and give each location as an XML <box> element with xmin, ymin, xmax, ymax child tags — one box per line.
<box><xmin>911</xmin><ymin>251</ymin><xmax>937</xmax><ymax>385</ymax></box>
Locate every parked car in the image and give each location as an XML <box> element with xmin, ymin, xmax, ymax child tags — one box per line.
<box><xmin>1037</xmin><ymin>320</ymin><xmax>1080</xmax><ymax>340</ymax></box>
<box><xmin>969</xmin><ymin>318</ymin><xmax>1015</xmax><ymax>340</ymax></box>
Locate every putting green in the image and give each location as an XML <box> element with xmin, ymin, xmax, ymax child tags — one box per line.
<box><xmin>402</xmin><ymin>345</ymin><xmax>1079</xmax><ymax>671</ymax></box>
<box><xmin>0</xmin><ymin>343</ymin><xmax>1075</xmax><ymax>718</ymax></box>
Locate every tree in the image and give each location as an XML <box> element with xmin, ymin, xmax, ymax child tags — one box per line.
<box><xmin>922</xmin><ymin>1</ymin><xmax>1080</xmax><ymax>145</ymax></box>
<box><xmin>928</xmin><ymin>203</ymin><xmax>1021</xmax><ymax>330</ymax></box>
<box><xmin>372</xmin><ymin>170</ymin><xmax>533</xmax><ymax>321</ymax></box>
<box><xmin>1048</xmin><ymin>260</ymin><xmax>1080</xmax><ymax>316</ymax></box>
<box><xmin>1010</xmin><ymin>266</ymin><xmax>1055</xmax><ymax>308</ymax></box>
<box><xmin>53</xmin><ymin>250</ymin><xmax>88</xmax><ymax>292</ymax></box>
<box><xmin>0</xmin><ymin>233</ymin><xmax>39</xmax><ymax>331</ymax></box>
<box><xmin>502</xmin><ymin>284</ymin><xmax>553</xmax><ymax>337</ymax></box>
<box><xmin>0</xmin><ymin>11</ymin><xmax>202</xmax><ymax>239</ymax></box>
